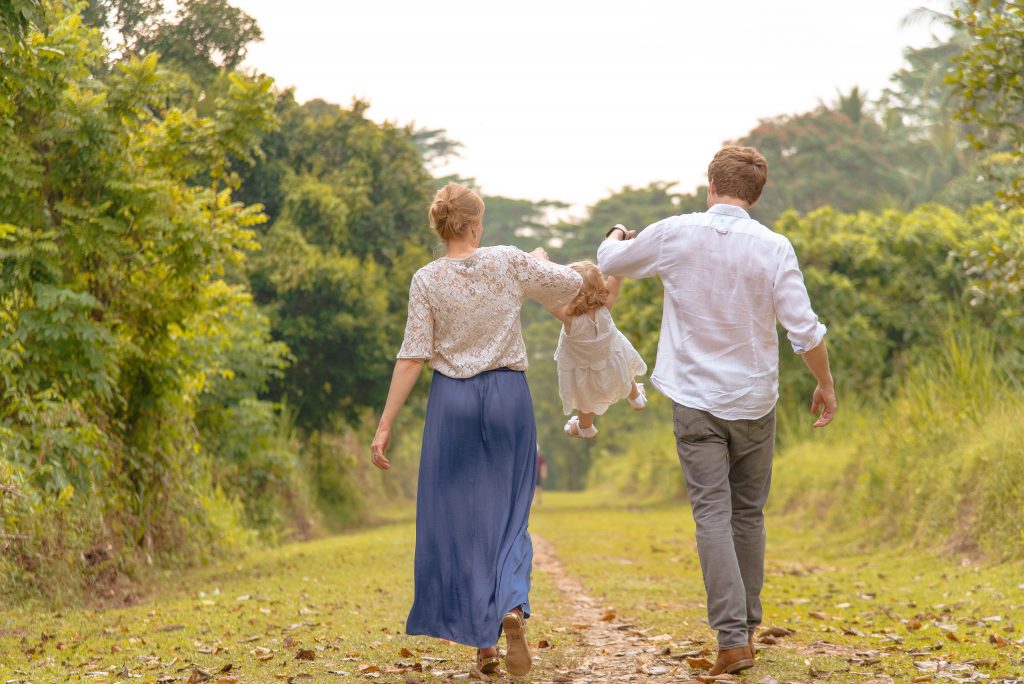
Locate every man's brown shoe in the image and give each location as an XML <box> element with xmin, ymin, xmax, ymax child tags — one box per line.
<box><xmin>708</xmin><ymin>646</ymin><xmax>754</xmax><ymax>676</ymax></box>
<box><xmin>749</xmin><ymin>636</ymin><xmax>756</xmax><ymax>657</ymax></box>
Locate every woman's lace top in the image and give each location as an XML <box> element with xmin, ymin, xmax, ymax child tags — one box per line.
<box><xmin>398</xmin><ymin>246</ymin><xmax>583</xmax><ymax>378</ymax></box>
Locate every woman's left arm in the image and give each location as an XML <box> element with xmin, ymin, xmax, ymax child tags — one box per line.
<box><xmin>371</xmin><ymin>359</ymin><xmax>424</xmax><ymax>470</ymax></box>
<box><xmin>515</xmin><ymin>248</ymin><xmax>583</xmax><ymax>310</ymax></box>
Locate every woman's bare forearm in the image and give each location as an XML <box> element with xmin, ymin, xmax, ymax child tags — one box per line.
<box><xmin>378</xmin><ymin>359</ymin><xmax>425</xmax><ymax>430</ymax></box>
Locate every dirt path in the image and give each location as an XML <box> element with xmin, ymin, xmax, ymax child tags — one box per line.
<box><xmin>531</xmin><ymin>534</ymin><xmax>715</xmax><ymax>683</ymax></box>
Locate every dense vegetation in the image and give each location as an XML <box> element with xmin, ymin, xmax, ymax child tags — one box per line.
<box><xmin>1</xmin><ymin>0</ymin><xmax>1022</xmax><ymax>603</ymax></box>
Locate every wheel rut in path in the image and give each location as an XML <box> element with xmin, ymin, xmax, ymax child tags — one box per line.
<box><xmin>530</xmin><ymin>534</ymin><xmax>715</xmax><ymax>683</ymax></box>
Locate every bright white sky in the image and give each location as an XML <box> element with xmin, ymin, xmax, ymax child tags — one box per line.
<box><xmin>234</xmin><ymin>0</ymin><xmax>948</xmax><ymax>209</ymax></box>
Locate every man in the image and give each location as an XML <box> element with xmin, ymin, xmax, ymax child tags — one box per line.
<box><xmin>596</xmin><ymin>146</ymin><xmax>837</xmax><ymax>676</ymax></box>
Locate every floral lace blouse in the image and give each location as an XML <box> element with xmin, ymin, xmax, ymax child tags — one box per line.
<box><xmin>397</xmin><ymin>246</ymin><xmax>583</xmax><ymax>378</ymax></box>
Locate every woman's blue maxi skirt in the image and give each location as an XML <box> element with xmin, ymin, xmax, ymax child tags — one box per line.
<box><xmin>406</xmin><ymin>368</ymin><xmax>537</xmax><ymax>648</ymax></box>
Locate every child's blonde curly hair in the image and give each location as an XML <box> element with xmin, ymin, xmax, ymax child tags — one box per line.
<box><xmin>566</xmin><ymin>261</ymin><xmax>609</xmax><ymax>317</ymax></box>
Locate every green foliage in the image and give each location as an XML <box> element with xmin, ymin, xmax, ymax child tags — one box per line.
<box><xmin>0</xmin><ymin>3</ymin><xmax>303</xmax><ymax>598</ymax></box>
<box><xmin>143</xmin><ymin>0</ymin><xmax>262</xmax><ymax>82</ymax></box>
<box><xmin>0</xmin><ymin>0</ymin><xmax>43</xmax><ymax>40</ymax></box>
<box><xmin>482</xmin><ymin>195</ymin><xmax>569</xmax><ymax>254</ymax></box>
<box><xmin>735</xmin><ymin>99</ymin><xmax>913</xmax><ymax>224</ymax></box>
<box><xmin>590</xmin><ymin>203</ymin><xmax>1024</xmax><ymax>503</ymax></box>
<box><xmin>243</xmin><ymin>96</ymin><xmax>435</xmax><ymax>428</ymax></box>
<box><xmin>948</xmin><ymin>0</ymin><xmax>1024</xmax><ymax>205</ymax></box>
<box><xmin>775</xmin><ymin>204</ymin><xmax>1024</xmax><ymax>404</ymax></box>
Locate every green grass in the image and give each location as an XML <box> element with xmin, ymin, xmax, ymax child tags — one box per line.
<box><xmin>0</xmin><ymin>521</ymin><xmax>573</xmax><ymax>683</ymax></box>
<box><xmin>531</xmin><ymin>491</ymin><xmax>1024</xmax><ymax>683</ymax></box>
<box><xmin>3</xmin><ymin>492</ymin><xmax>1023</xmax><ymax>683</ymax></box>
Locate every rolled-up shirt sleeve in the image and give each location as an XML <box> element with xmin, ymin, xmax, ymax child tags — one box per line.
<box><xmin>774</xmin><ymin>240</ymin><xmax>827</xmax><ymax>354</ymax></box>
<box><xmin>397</xmin><ymin>274</ymin><xmax>433</xmax><ymax>360</ymax></box>
<box><xmin>512</xmin><ymin>248</ymin><xmax>583</xmax><ymax>309</ymax></box>
<box><xmin>596</xmin><ymin>219</ymin><xmax>667</xmax><ymax>279</ymax></box>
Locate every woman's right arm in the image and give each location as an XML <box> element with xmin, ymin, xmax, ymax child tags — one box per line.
<box><xmin>372</xmin><ymin>274</ymin><xmax>432</xmax><ymax>470</ymax></box>
<box><xmin>371</xmin><ymin>359</ymin><xmax>424</xmax><ymax>470</ymax></box>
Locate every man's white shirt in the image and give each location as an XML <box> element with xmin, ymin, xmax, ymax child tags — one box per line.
<box><xmin>597</xmin><ymin>204</ymin><xmax>826</xmax><ymax>420</ymax></box>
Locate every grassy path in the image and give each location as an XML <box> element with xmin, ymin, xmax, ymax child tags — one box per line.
<box><xmin>3</xmin><ymin>493</ymin><xmax>1023</xmax><ymax>683</ymax></box>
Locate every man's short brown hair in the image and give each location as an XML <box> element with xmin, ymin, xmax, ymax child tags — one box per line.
<box><xmin>707</xmin><ymin>146</ymin><xmax>768</xmax><ymax>204</ymax></box>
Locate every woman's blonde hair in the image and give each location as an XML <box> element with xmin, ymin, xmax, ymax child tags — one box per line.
<box><xmin>429</xmin><ymin>182</ymin><xmax>484</xmax><ymax>242</ymax></box>
<box><xmin>567</xmin><ymin>261</ymin><xmax>609</xmax><ymax>317</ymax></box>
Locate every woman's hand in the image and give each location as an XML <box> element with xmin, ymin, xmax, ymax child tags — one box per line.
<box><xmin>370</xmin><ymin>359</ymin><xmax>424</xmax><ymax>471</ymax></box>
<box><xmin>530</xmin><ymin>247</ymin><xmax>549</xmax><ymax>261</ymax></box>
<box><xmin>370</xmin><ymin>426</ymin><xmax>392</xmax><ymax>470</ymax></box>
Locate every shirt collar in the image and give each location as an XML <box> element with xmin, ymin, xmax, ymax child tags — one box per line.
<box><xmin>707</xmin><ymin>203</ymin><xmax>751</xmax><ymax>219</ymax></box>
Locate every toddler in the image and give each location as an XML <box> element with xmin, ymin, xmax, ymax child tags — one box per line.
<box><xmin>550</xmin><ymin>261</ymin><xmax>648</xmax><ymax>438</ymax></box>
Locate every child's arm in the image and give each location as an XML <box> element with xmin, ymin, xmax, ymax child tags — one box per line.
<box><xmin>605</xmin><ymin>275</ymin><xmax>623</xmax><ymax>310</ymax></box>
<box><xmin>547</xmin><ymin>304</ymin><xmax>574</xmax><ymax>332</ymax></box>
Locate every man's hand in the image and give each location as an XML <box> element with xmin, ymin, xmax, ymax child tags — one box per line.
<box><xmin>530</xmin><ymin>247</ymin><xmax>550</xmax><ymax>261</ymax></box>
<box><xmin>370</xmin><ymin>426</ymin><xmax>392</xmax><ymax>469</ymax></box>
<box><xmin>810</xmin><ymin>384</ymin><xmax>837</xmax><ymax>428</ymax></box>
<box><xmin>607</xmin><ymin>224</ymin><xmax>636</xmax><ymax>241</ymax></box>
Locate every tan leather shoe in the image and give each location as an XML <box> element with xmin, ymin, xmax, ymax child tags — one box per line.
<box><xmin>708</xmin><ymin>645</ymin><xmax>754</xmax><ymax>676</ymax></box>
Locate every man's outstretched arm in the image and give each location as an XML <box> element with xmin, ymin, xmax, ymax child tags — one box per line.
<box><xmin>596</xmin><ymin>220</ymin><xmax>665</xmax><ymax>279</ymax></box>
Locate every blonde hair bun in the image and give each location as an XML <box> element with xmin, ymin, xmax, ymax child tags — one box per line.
<box><xmin>429</xmin><ymin>182</ymin><xmax>485</xmax><ymax>242</ymax></box>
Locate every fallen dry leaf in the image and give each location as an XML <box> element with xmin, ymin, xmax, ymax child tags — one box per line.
<box><xmin>760</xmin><ymin>626</ymin><xmax>794</xmax><ymax>638</ymax></box>
<box><xmin>188</xmin><ymin>669</ymin><xmax>213</xmax><ymax>684</ymax></box>
<box><xmin>599</xmin><ymin>611</ymin><xmax>616</xmax><ymax>622</ymax></box>
<box><xmin>686</xmin><ymin>656</ymin><xmax>714</xmax><ymax>669</ymax></box>
<box><xmin>808</xmin><ymin>611</ymin><xmax>828</xmax><ymax>620</ymax></box>
<box><xmin>295</xmin><ymin>648</ymin><xmax>316</xmax><ymax>661</ymax></box>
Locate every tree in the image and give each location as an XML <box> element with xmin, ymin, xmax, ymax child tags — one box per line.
<box><xmin>947</xmin><ymin>0</ymin><xmax>1024</xmax><ymax>205</ymax></box>
<box><xmin>482</xmin><ymin>195</ymin><xmax>569</xmax><ymax>253</ymax></box>
<box><xmin>1</xmin><ymin>3</ymin><xmax>290</xmax><ymax>592</ymax></box>
<box><xmin>243</xmin><ymin>97</ymin><xmax>435</xmax><ymax>427</ymax></box>
<box><xmin>81</xmin><ymin>0</ymin><xmax>162</xmax><ymax>53</ymax></box>
<box><xmin>143</xmin><ymin>0</ymin><xmax>262</xmax><ymax>81</ymax></box>
<box><xmin>733</xmin><ymin>94</ymin><xmax>915</xmax><ymax>225</ymax></box>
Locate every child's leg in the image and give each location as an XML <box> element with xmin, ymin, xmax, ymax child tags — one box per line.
<box><xmin>628</xmin><ymin>381</ymin><xmax>640</xmax><ymax>400</ymax></box>
<box><xmin>578</xmin><ymin>411</ymin><xmax>596</xmax><ymax>429</ymax></box>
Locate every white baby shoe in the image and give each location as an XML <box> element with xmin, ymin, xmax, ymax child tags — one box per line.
<box><xmin>564</xmin><ymin>416</ymin><xmax>598</xmax><ymax>439</ymax></box>
<box><xmin>628</xmin><ymin>383</ymin><xmax>647</xmax><ymax>411</ymax></box>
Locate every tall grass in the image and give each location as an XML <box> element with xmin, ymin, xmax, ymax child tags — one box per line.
<box><xmin>584</xmin><ymin>321</ymin><xmax>1024</xmax><ymax>558</ymax></box>
<box><xmin>773</xmin><ymin>323</ymin><xmax>1024</xmax><ymax>558</ymax></box>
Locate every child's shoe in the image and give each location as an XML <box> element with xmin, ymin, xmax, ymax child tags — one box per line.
<box><xmin>564</xmin><ymin>416</ymin><xmax>598</xmax><ymax>439</ymax></box>
<box><xmin>628</xmin><ymin>382</ymin><xmax>647</xmax><ymax>411</ymax></box>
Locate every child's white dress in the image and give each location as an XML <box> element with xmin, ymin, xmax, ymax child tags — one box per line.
<box><xmin>554</xmin><ymin>306</ymin><xmax>647</xmax><ymax>415</ymax></box>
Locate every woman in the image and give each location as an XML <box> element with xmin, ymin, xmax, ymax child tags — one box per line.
<box><xmin>370</xmin><ymin>182</ymin><xmax>582</xmax><ymax>678</ymax></box>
